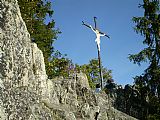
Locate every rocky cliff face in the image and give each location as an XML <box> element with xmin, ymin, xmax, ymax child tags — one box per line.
<box><xmin>0</xmin><ymin>0</ymin><xmax>137</xmax><ymax>119</ymax></box>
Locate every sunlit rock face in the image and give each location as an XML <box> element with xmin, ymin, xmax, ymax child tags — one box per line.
<box><xmin>0</xmin><ymin>0</ymin><xmax>47</xmax><ymax>90</ymax></box>
<box><xmin>0</xmin><ymin>0</ymin><xmax>49</xmax><ymax>119</ymax></box>
<box><xmin>0</xmin><ymin>0</ymin><xmax>137</xmax><ymax>119</ymax></box>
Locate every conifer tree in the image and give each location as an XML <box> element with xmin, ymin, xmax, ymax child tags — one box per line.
<box><xmin>129</xmin><ymin>0</ymin><xmax>160</xmax><ymax>119</ymax></box>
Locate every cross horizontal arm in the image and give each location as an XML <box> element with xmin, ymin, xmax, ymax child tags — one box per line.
<box><xmin>105</xmin><ymin>34</ymin><xmax>110</xmax><ymax>38</ymax></box>
<box><xmin>82</xmin><ymin>21</ymin><xmax>97</xmax><ymax>31</ymax></box>
<box><xmin>82</xmin><ymin>21</ymin><xmax>92</xmax><ymax>28</ymax></box>
<box><xmin>82</xmin><ymin>21</ymin><xmax>110</xmax><ymax>39</ymax></box>
<box><xmin>99</xmin><ymin>31</ymin><xmax>110</xmax><ymax>38</ymax></box>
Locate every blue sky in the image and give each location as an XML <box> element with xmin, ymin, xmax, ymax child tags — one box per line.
<box><xmin>51</xmin><ymin>0</ymin><xmax>149</xmax><ymax>86</ymax></box>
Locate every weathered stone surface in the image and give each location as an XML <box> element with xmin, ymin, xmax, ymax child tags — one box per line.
<box><xmin>42</xmin><ymin>75</ymin><xmax>137</xmax><ymax>120</ymax></box>
<box><xmin>0</xmin><ymin>0</ymin><xmax>50</xmax><ymax>119</ymax></box>
<box><xmin>0</xmin><ymin>0</ymin><xmax>47</xmax><ymax>90</ymax></box>
<box><xmin>0</xmin><ymin>0</ymin><xmax>137</xmax><ymax>119</ymax></box>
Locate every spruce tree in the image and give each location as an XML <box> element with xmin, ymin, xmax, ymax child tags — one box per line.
<box><xmin>129</xmin><ymin>0</ymin><xmax>160</xmax><ymax>119</ymax></box>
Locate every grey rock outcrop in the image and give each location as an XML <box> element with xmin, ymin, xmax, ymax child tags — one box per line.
<box><xmin>0</xmin><ymin>0</ymin><xmax>50</xmax><ymax>119</ymax></box>
<box><xmin>0</xmin><ymin>0</ymin><xmax>137</xmax><ymax>119</ymax></box>
<box><xmin>45</xmin><ymin>75</ymin><xmax>137</xmax><ymax>120</ymax></box>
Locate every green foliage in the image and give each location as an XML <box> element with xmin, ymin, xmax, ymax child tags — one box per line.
<box><xmin>88</xmin><ymin>79</ymin><xmax>96</xmax><ymax>89</ymax></box>
<box><xmin>147</xmin><ymin>114</ymin><xmax>160</xmax><ymax>120</ymax></box>
<box><xmin>128</xmin><ymin>48</ymin><xmax>152</xmax><ymax>65</ymax></box>
<box><xmin>47</xmin><ymin>51</ymin><xmax>73</xmax><ymax>78</ymax></box>
<box><xmin>104</xmin><ymin>79</ymin><xmax>116</xmax><ymax>97</ymax></box>
<box><xmin>18</xmin><ymin>0</ymin><xmax>60</xmax><ymax>77</ymax></box>
<box><xmin>130</xmin><ymin>0</ymin><xmax>160</xmax><ymax>66</ymax></box>
<box><xmin>102</xmin><ymin>68</ymin><xmax>112</xmax><ymax>81</ymax></box>
<box><xmin>80</xmin><ymin>58</ymin><xmax>112</xmax><ymax>88</ymax></box>
<box><xmin>128</xmin><ymin>0</ymin><xmax>160</xmax><ymax>119</ymax></box>
<box><xmin>86</xmin><ymin>59</ymin><xmax>100</xmax><ymax>83</ymax></box>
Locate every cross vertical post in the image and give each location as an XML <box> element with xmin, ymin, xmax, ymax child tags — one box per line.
<box><xmin>94</xmin><ymin>17</ymin><xmax>103</xmax><ymax>89</ymax></box>
<box><xmin>97</xmin><ymin>44</ymin><xmax>104</xmax><ymax>89</ymax></box>
<box><xmin>94</xmin><ymin>17</ymin><xmax>97</xmax><ymax>29</ymax></box>
<box><xmin>82</xmin><ymin>17</ymin><xmax>110</xmax><ymax>90</ymax></box>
